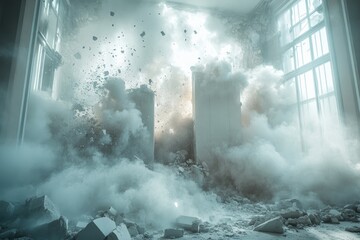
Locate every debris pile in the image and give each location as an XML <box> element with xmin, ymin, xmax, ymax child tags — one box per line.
<box><xmin>1</xmin><ymin>195</ymin><xmax>360</xmax><ymax>239</ymax></box>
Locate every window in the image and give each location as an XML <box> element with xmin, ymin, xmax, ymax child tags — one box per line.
<box><xmin>278</xmin><ymin>0</ymin><xmax>339</xmax><ymax>142</ymax></box>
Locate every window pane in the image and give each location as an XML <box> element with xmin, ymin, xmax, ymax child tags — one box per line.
<box><xmin>293</xmin><ymin>18</ymin><xmax>309</xmax><ymax>39</ymax></box>
<box><xmin>278</xmin><ymin>10</ymin><xmax>292</xmax><ymax>45</ymax></box>
<box><xmin>310</xmin><ymin>11</ymin><xmax>324</xmax><ymax>27</ymax></box>
<box><xmin>292</xmin><ymin>0</ymin><xmax>307</xmax><ymax>25</ymax></box>
<box><xmin>307</xmin><ymin>0</ymin><xmax>323</xmax><ymax>13</ymax></box>
<box><xmin>283</xmin><ymin>48</ymin><xmax>295</xmax><ymax>73</ymax></box>
<box><xmin>300</xmin><ymin>100</ymin><xmax>319</xmax><ymax>128</ymax></box>
<box><xmin>295</xmin><ymin>38</ymin><xmax>312</xmax><ymax>68</ymax></box>
<box><xmin>311</xmin><ymin>28</ymin><xmax>329</xmax><ymax>60</ymax></box>
<box><xmin>315</xmin><ymin>62</ymin><xmax>334</xmax><ymax>96</ymax></box>
<box><xmin>298</xmin><ymin>70</ymin><xmax>315</xmax><ymax>101</ymax></box>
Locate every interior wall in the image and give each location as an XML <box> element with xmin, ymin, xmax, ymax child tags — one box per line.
<box><xmin>0</xmin><ymin>0</ymin><xmax>23</xmax><ymax>139</ymax></box>
<box><xmin>345</xmin><ymin>0</ymin><xmax>360</xmax><ymax>122</ymax></box>
<box><xmin>324</xmin><ymin>0</ymin><xmax>360</xmax><ymax>135</ymax></box>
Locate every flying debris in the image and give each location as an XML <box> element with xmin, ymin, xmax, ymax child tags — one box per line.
<box><xmin>140</xmin><ymin>31</ymin><xmax>146</xmax><ymax>37</ymax></box>
<box><xmin>92</xmin><ymin>36</ymin><xmax>98</xmax><ymax>41</ymax></box>
<box><xmin>110</xmin><ymin>11</ymin><xmax>115</xmax><ymax>16</ymax></box>
<box><xmin>74</xmin><ymin>52</ymin><xmax>81</xmax><ymax>59</ymax></box>
<box><xmin>161</xmin><ymin>31</ymin><xmax>165</xmax><ymax>36</ymax></box>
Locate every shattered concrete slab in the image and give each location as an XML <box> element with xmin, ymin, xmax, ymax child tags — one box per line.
<box><xmin>24</xmin><ymin>195</ymin><xmax>61</xmax><ymax>225</ymax></box>
<box><xmin>176</xmin><ymin>216</ymin><xmax>201</xmax><ymax>233</ymax></box>
<box><xmin>106</xmin><ymin>224</ymin><xmax>131</xmax><ymax>240</ymax></box>
<box><xmin>253</xmin><ymin>216</ymin><xmax>284</xmax><ymax>234</ymax></box>
<box><xmin>76</xmin><ymin>217</ymin><xmax>116</xmax><ymax>240</ymax></box>
<box><xmin>26</xmin><ymin>216</ymin><xmax>68</xmax><ymax>240</ymax></box>
<box><xmin>163</xmin><ymin>228</ymin><xmax>184</xmax><ymax>239</ymax></box>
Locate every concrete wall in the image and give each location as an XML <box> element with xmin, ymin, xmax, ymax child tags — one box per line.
<box><xmin>324</xmin><ymin>0</ymin><xmax>360</xmax><ymax>135</ymax></box>
<box><xmin>192</xmin><ymin>70</ymin><xmax>242</xmax><ymax>164</ymax></box>
<box><xmin>128</xmin><ymin>85</ymin><xmax>155</xmax><ymax>163</ymax></box>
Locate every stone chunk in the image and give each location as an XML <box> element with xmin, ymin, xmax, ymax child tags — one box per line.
<box><xmin>308</xmin><ymin>213</ymin><xmax>321</xmax><ymax>225</ymax></box>
<box><xmin>329</xmin><ymin>209</ymin><xmax>341</xmax><ymax>218</ymax></box>
<box><xmin>253</xmin><ymin>217</ymin><xmax>284</xmax><ymax>234</ymax></box>
<box><xmin>345</xmin><ymin>226</ymin><xmax>360</xmax><ymax>233</ymax></box>
<box><xmin>0</xmin><ymin>200</ymin><xmax>15</xmax><ymax>221</ymax></box>
<box><xmin>344</xmin><ymin>204</ymin><xmax>357</xmax><ymax>211</ymax></box>
<box><xmin>276</xmin><ymin>199</ymin><xmax>303</xmax><ymax>210</ymax></box>
<box><xmin>342</xmin><ymin>209</ymin><xmax>358</xmax><ymax>222</ymax></box>
<box><xmin>297</xmin><ymin>215</ymin><xmax>312</xmax><ymax>227</ymax></box>
<box><xmin>163</xmin><ymin>228</ymin><xmax>184</xmax><ymax>239</ymax></box>
<box><xmin>127</xmin><ymin>225</ymin><xmax>138</xmax><ymax>237</ymax></box>
<box><xmin>281</xmin><ymin>209</ymin><xmax>303</xmax><ymax>219</ymax></box>
<box><xmin>176</xmin><ymin>215</ymin><xmax>201</xmax><ymax>233</ymax></box>
<box><xmin>25</xmin><ymin>195</ymin><xmax>60</xmax><ymax>225</ymax></box>
<box><xmin>27</xmin><ymin>216</ymin><xmax>68</xmax><ymax>240</ymax></box>
<box><xmin>77</xmin><ymin>217</ymin><xmax>116</xmax><ymax>240</ymax></box>
<box><xmin>106</xmin><ymin>224</ymin><xmax>131</xmax><ymax>240</ymax></box>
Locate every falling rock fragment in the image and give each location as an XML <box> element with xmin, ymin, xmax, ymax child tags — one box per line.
<box><xmin>253</xmin><ymin>217</ymin><xmax>284</xmax><ymax>234</ymax></box>
<box><xmin>176</xmin><ymin>215</ymin><xmax>201</xmax><ymax>233</ymax></box>
<box><xmin>163</xmin><ymin>228</ymin><xmax>184</xmax><ymax>239</ymax></box>
<box><xmin>74</xmin><ymin>52</ymin><xmax>81</xmax><ymax>59</ymax></box>
<box><xmin>106</xmin><ymin>224</ymin><xmax>131</xmax><ymax>240</ymax></box>
<box><xmin>76</xmin><ymin>217</ymin><xmax>116</xmax><ymax>240</ymax></box>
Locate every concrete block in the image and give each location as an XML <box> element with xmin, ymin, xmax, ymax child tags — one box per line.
<box><xmin>127</xmin><ymin>225</ymin><xmax>138</xmax><ymax>237</ymax></box>
<box><xmin>27</xmin><ymin>216</ymin><xmax>68</xmax><ymax>240</ymax></box>
<box><xmin>106</xmin><ymin>224</ymin><xmax>131</xmax><ymax>240</ymax></box>
<box><xmin>25</xmin><ymin>195</ymin><xmax>60</xmax><ymax>225</ymax></box>
<box><xmin>77</xmin><ymin>217</ymin><xmax>116</xmax><ymax>240</ymax></box>
<box><xmin>176</xmin><ymin>215</ymin><xmax>201</xmax><ymax>233</ymax></box>
<box><xmin>253</xmin><ymin>216</ymin><xmax>284</xmax><ymax>234</ymax></box>
<box><xmin>164</xmin><ymin>228</ymin><xmax>184</xmax><ymax>239</ymax></box>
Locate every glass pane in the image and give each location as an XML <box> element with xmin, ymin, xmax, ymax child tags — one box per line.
<box><xmin>307</xmin><ymin>0</ymin><xmax>323</xmax><ymax>13</ymax></box>
<box><xmin>310</xmin><ymin>11</ymin><xmax>324</xmax><ymax>27</ymax></box>
<box><xmin>300</xmin><ymin>100</ymin><xmax>319</xmax><ymax>128</ymax></box>
<box><xmin>278</xmin><ymin>10</ymin><xmax>292</xmax><ymax>45</ymax></box>
<box><xmin>283</xmin><ymin>48</ymin><xmax>295</xmax><ymax>73</ymax></box>
<box><xmin>298</xmin><ymin>70</ymin><xmax>315</xmax><ymax>101</ymax></box>
<box><xmin>295</xmin><ymin>38</ymin><xmax>312</xmax><ymax>68</ymax></box>
<box><xmin>293</xmin><ymin>18</ymin><xmax>309</xmax><ymax>39</ymax></box>
<box><xmin>315</xmin><ymin>62</ymin><xmax>334</xmax><ymax>96</ymax></box>
<box><xmin>292</xmin><ymin>0</ymin><xmax>307</xmax><ymax>25</ymax></box>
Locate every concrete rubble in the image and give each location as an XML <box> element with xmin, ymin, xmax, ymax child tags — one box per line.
<box><xmin>76</xmin><ymin>217</ymin><xmax>116</xmax><ymax>240</ymax></box>
<box><xmin>175</xmin><ymin>215</ymin><xmax>201</xmax><ymax>233</ymax></box>
<box><xmin>163</xmin><ymin>228</ymin><xmax>184</xmax><ymax>239</ymax></box>
<box><xmin>106</xmin><ymin>224</ymin><xmax>131</xmax><ymax>240</ymax></box>
<box><xmin>253</xmin><ymin>216</ymin><xmax>284</xmax><ymax>234</ymax></box>
<box><xmin>1</xmin><ymin>195</ymin><xmax>360</xmax><ymax>239</ymax></box>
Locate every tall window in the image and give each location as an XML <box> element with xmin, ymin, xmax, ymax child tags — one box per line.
<box><xmin>278</xmin><ymin>0</ymin><xmax>339</xmax><ymax>140</ymax></box>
